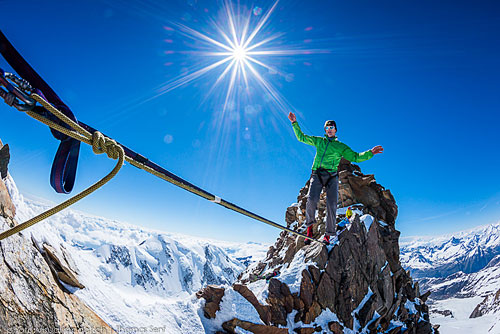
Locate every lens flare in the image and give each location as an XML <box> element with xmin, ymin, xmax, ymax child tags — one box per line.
<box><xmin>157</xmin><ymin>0</ymin><xmax>326</xmax><ymax>116</ymax></box>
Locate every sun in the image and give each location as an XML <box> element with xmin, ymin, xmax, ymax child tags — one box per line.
<box><xmin>232</xmin><ymin>46</ymin><xmax>248</xmax><ymax>62</ymax></box>
<box><xmin>156</xmin><ymin>0</ymin><xmax>324</xmax><ymax>115</ymax></box>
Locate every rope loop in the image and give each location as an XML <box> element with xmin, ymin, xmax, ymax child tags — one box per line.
<box><xmin>0</xmin><ymin>94</ymin><xmax>125</xmax><ymax>241</ymax></box>
<box><xmin>92</xmin><ymin>131</ymin><xmax>123</xmax><ymax>160</ymax></box>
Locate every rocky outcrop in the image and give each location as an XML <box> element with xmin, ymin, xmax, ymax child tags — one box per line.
<box><xmin>0</xmin><ymin>175</ymin><xmax>15</xmax><ymax>221</ymax></box>
<box><xmin>470</xmin><ymin>288</ymin><xmax>500</xmax><ymax>318</ymax></box>
<box><xmin>196</xmin><ymin>285</ymin><xmax>226</xmax><ymax>319</ymax></box>
<box><xmin>336</xmin><ymin>159</ymin><xmax>398</xmax><ymax>225</ymax></box>
<box><xmin>198</xmin><ymin>159</ymin><xmax>436</xmax><ymax>333</ymax></box>
<box><xmin>222</xmin><ymin>318</ymin><xmax>288</xmax><ymax>334</ymax></box>
<box><xmin>0</xmin><ymin>139</ymin><xmax>9</xmax><ymax>179</ymax></box>
<box><xmin>0</xmin><ymin>140</ymin><xmax>15</xmax><ymax>219</ymax></box>
<box><xmin>35</xmin><ymin>241</ymin><xmax>85</xmax><ymax>290</ymax></box>
<box><xmin>0</xmin><ymin>139</ymin><xmax>114</xmax><ymax>333</ymax></box>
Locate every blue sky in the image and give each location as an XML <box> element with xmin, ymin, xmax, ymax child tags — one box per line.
<box><xmin>1</xmin><ymin>0</ymin><xmax>499</xmax><ymax>244</ymax></box>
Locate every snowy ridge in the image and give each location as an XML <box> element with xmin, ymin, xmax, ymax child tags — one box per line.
<box><xmin>5</xmin><ymin>175</ymin><xmax>270</xmax><ymax>333</ymax></box>
<box><xmin>400</xmin><ymin>222</ymin><xmax>500</xmax><ymax>248</ymax></box>
<box><xmin>401</xmin><ymin>221</ymin><xmax>500</xmax><ymax>334</ymax></box>
<box><xmin>400</xmin><ymin>222</ymin><xmax>500</xmax><ymax>278</ymax></box>
<box><xmin>418</xmin><ymin>254</ymin><xmax>500</xmax><ymax>302</ymax></box>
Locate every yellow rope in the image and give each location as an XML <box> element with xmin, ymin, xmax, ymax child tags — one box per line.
<box><xmin>1</xmin><ymin>93</ymin><xmax>320</xmax><ymax>244</ymax></box>
<box><xmin>0</xmin><ymin>95</ymin><xmax>124</xmax><ymax>240</ymax></box>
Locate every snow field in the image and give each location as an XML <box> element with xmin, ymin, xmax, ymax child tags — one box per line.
<box><xmin>4</xmin><ymin>175</ymin><xmax>270</xmax><ymax>333</ymax></box>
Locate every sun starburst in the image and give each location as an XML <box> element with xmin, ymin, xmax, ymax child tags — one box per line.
<box><xmin>157</xmin><ymin>0</ymin><xmax>322</xmax><ymax>116</ymax></box>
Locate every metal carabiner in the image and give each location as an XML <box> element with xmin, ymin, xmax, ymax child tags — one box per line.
<box><xmin>0</xmin><ymin>68</ymin><xmax>36</xmax><ymax>111</ymax></box>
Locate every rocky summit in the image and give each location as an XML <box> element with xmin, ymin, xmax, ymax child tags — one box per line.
<box><xmin>198</xmin><ymin>159</ymin><xmax>438</xmax><ymax>333</ymax></box>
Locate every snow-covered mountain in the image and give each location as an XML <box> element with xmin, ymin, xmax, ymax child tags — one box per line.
<box><xmin>400</xmin><ymin>223</ymin><xmax>500</xmax><ymax>279</ymax></box>
<box><xmin>4</xmin><ymin>175</ymin><xmax>269</xmax><ymax>333</ymax></box>
<box><xmin>1</xmin><ymin>149</ymin><xmax>437</xmax><ymax>333</ymax></box>
<box><xmin>401</xmin><ymin>223</ymin><xmax>500</xmax><ymax>333</ymax></box>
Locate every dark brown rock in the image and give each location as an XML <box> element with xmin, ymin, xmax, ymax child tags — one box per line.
<box><xmin>222</xmin><ymin>318</ymin><xmax>288</xmax><ymax>334</ymax></box>
<box><xmin>267</xmin><ymin>278</ymin><xmax>294</xmax><ymax>326</ymax></box>
<box><xmin>355</xmin><ymin>293</ymin><xmax>377</xmax><ymax>329</ymax></box>
<box><xmin>302</xmin><ymin>301</ymin><xmax>322</xmax><ymax>324</ymax></box>
<box><xmin>416</xmin><ymin>320</ymin><xmax>433</xmax><ymax>334</ymax></box>
<box><xmin>420</xmin><ymin>290</ymin><xmax>431</xmax><ymax>303</ymax></box>
<box><xmin>0</xmin><ymin>142</ymin><xmax>9</xmax><ymax>179</ymax></box>
<box><xmin>291</xmin><ymin>292</ymin><xmax>303</xmax><ymax>309</ymax></box>
<box><xmin>300</xmin><ymin>269</ymin><xmax>315</xmax><ymax>310</ymax></box>
<box><xmin>282</xmin><ymin>235</ymin><xmax>299</xmax><ymax>264</ymax></box>
<box><xmin>286</xmin><ymin>206</ymin><xmax>298</xmax><ymax>226</ymax></box>
<box><xmin>294</xmin><ymin>327</ymin><xmax>315</xmax><ymax>334</ymax></box>
<box><xmin>316</xmin><ymin>272</ymin><xmax>336</xmax><ymax>311</ymax></box>
<box><xmin>348</xmin><ymin>175</ymin><xmax>380</xmax><ymax>208</ymax></box>
<box><xmin>328</xmin><ymin>321</ymin><xmax>344</xmax><ymax>334</ymax></box>
<box><xmin>196</xmin><ymin>285</ymin><xmax>225</xmax><ymax>319</ymax></box>
<box><xmin>233</xmin><ymin>283</ymin><xmax>271</xmax><ymax>325</ymax></box>
<box><xmin>378</xmin><ymin>224</ymin><xmax>402</xmax><ymax>273</ymax></box>
<box><xmin>308</xmin><ymin>265</ymin><xmax>321</xmax><ymax>285</ymax></box>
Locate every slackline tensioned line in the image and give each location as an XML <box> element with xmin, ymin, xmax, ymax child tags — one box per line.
<box><xmin>0</xmin><ymin>92</ymin><xmax>321</xmax><ymax>244</ymax></box>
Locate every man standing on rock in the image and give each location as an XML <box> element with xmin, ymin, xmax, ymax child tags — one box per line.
<box><xmin>288</xmin><ymin>112</ymin><xmax>383</xmax><ymax>245</ymax></box>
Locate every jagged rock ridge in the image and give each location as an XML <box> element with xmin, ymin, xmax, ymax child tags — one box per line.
<box><xmin>198</xmin><ymin>159</ymin><xmax>438</xmax><ymax>333</ymax></box>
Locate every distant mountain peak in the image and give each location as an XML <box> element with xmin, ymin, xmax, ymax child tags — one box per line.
<box><xmin>402</xmin><ymin>218</ymin><xmax>500</xmax><ymax>332</ymax></box>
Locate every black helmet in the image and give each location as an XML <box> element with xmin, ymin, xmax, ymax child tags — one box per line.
<box><xmin>324</xmin><ymin>120</ymin><xmax>337</xmax><ymax>130</ymax></box>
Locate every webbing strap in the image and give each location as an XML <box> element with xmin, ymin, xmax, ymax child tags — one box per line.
<box><xmin>0</xmin><ymin>30</ymin><xmax>80</xmax><ymax>194</ymax></box>
<box><xmin>50</xmin><ymin>138</ymin><xmax>80</xmax><ymax>193</ymax></box>
<box><xmin>77</xmin><ymin>121</ymin><xmax>317</xmax><ymax>242</ymax></box>
<box><xmin>19</xmin><ymin>94</ymin><xmax>321</xmax><ymax>244</ymax></box>
<box><xmin>0</xmin><ymin>31</ymin><xmax>322</xmax><ymax>244</ymax></box>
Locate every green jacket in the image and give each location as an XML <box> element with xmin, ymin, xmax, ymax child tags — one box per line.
<box><xmin>292</xmin><ymin>121</ymin><xmax>373</xmax><ymax>171</ymax></box>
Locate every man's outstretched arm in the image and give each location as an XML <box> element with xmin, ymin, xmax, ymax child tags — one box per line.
<box><xmin>341</xmin><ymin>144</ymin><xmax>384</xmax><ymax>162</ymax></box>
<box><xmin>288</xmin><ymin>112</ymin><xmax>319</xmax><ymax>146</ymax></box>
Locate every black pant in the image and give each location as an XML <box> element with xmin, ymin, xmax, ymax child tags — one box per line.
<box><xmin>305</xmin><ymin>171</ymin><xmax>338</xmax><ymax>236</ymax></box>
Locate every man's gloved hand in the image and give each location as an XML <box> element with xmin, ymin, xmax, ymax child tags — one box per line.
<box><xmin>371</xmin><ymin>145</ymin><xmax>384</xmax><ymax>155</ymax></box>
